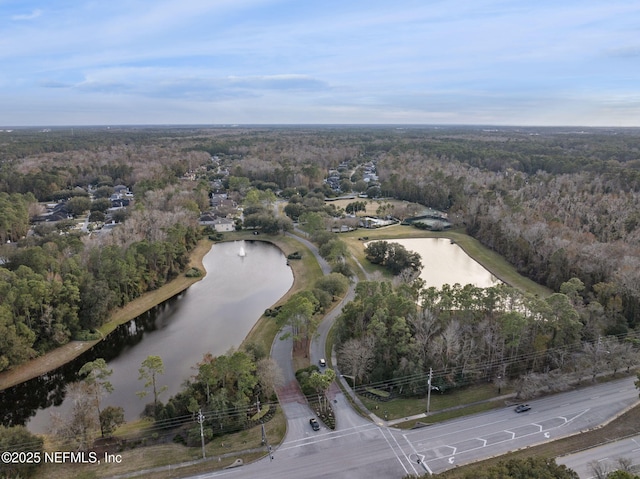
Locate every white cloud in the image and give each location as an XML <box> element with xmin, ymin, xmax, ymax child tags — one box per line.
<box><xmin>1</xmin><ymin>0</ymin><xmax>639</xmax><ymax>125</ymax></box>
<box><xmin>11</xmin><ymin>9</ymin><xmax>43</xmax><ymax>21</ymax></box>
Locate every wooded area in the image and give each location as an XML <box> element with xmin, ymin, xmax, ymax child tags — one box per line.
<box><xmin>1</xmin><ymin>125</ymin><xmax>640</xmax><ymax>384</ymax></box>
<box><xmin>2</xmin><ymin>125</ymin><xmax>640</xmax><ymax>479</ymax></box>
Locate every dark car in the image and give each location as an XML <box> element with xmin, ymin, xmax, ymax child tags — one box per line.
<box><xmin>309</xmin><ymin>418</ymin><xmax>320</xmax><ymax>431</ymax></box>
<box><xmin>514</xmin><ymin>404</ymin><xmax>531</xmax><ymax>413</ymax></box>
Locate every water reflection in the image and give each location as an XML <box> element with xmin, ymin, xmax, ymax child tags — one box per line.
<box><xmin>372</xmin><ymin>238</ymin><xmax>500</xmax><ymax>289</ymax></box>
<box><xmin>0</xmin><ymin>300</ymin><xmax>175</xmax><ymax>427</ymax></box>
<box><xmin>0</xmin><ymin>241</ymin><xmax>293</xmax><ymax>432</ymax></box>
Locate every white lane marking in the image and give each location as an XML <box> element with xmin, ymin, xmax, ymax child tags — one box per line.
<box><xmin>280</xmin><ymin>423</ymin><xmax>379</xmax><ymax>449</ymax></box>
<box><xmin>402</xmin><ymin>433</ymin><xmax>433</xmax><ymax>475</ymax></box>
<box><xmin>404</xmin><ymin>418</ymin><xmax>510</xmax><ymax>440</ymax></box>
<box><xmin>377</xmin><ymin>427</ymin><xmax>410</xmax><ymax>475</ymax></box>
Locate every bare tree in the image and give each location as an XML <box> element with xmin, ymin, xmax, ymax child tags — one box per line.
<box><xmin>338</xmin><ymin>335</ymin><xmax>376</xmax><ymax>388</ymax></box>
<box><xmin>588</xmin><ymin>459</ymin><xmax>611</xmax><ymax>479</ymax></box>
<box><xmin>49</xmin><ymin>382</ymin><xmax>99</xmax><ymax>451</ymax></box>
<box><xmin>615</xmin><ymin>457</ymin><xmax>634</xmax><ymax>473</ymax></box>
<box><xmin>256</xmin><ymin>357</ymin><xmax>284</xmax><ymax>399</ymax></box>
<box><xmin>582</xmin><ymin>340</ymin><xmax>610</xmax><ymax>382</ymax></box>
<box><xmin>603</xmin><ymin>338</ymin><xmax>639</xmax><ymax>376</ymax></box>
<box><xmin>440</xmin><ymin>320</ymin><xmax>462</xmax><ymax>373</ymax></box>
<box><xmin>409</xmin><ymin>308</ymin><xmax>441</xmax><ymax>368</ymax></box>
<box><xmin>514</xmin><ymin>372</ymin><xmax>546</xmax><ymax>400</ymax></box>
<box><xmin>620</xmin><ymin>342</ymin><xmax>640</xmax><ymax>373</ymax></box>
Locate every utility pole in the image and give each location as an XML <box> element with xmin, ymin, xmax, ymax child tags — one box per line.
<box><xmin>198</xmin><ymin>409</ymin><xmax>206</xmax><ymax>459</ymax></box>
<box><xmin>262</xmin><ymin>422</ymin><xmax>273</xmax><ymax>461</ymax></box>
<box><xmin>426</xmin><ymin>368</ymin><xmax>433</xmax><ymax>414</ymax></box>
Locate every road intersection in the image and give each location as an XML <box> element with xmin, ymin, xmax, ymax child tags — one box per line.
<box><xmin>187</xmin><ymin>231</ymin><xmax>640</xmax><ymax>478</ymax></box>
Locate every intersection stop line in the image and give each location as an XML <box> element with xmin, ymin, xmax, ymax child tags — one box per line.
<box><xmin>405</xmin><ymin>411</ymin><xmax>590</xmax><ymax>469</ymax></box>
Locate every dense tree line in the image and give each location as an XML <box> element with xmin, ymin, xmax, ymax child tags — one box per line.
<box><xmin>0</xmin><ymin>224</ymin><xmax>199</xmax><ymax>368</ymax></box>
<box><xmin>0</xmin><ymin>130</ymin><xmax>210</xmax><ymax>201</ymax></box>
<box><xmin>0</xmin><ymin>127</ymin><xmax>219</xmax><ymax>372</ymax></box>
<box><xmin>4</xmin><ymin>125</ymin><xmax>640</xmax><ymax>382</ymax></box>
<box><xmin>87</xmin><ymin>129</ymin><xmax>640</xmax><ymax>344</ymax></box>
<box><xmin>335</xmin><ymin>280</ymin><xmax>640</xmax><ymax>396</ymax></box>
<box><xmin>0</xmin><ymin>192</ymin><xmax>36</xmax><ymax>243</ymax></box>
<box><xmin>0</xmin><ymin>187</ymin><xmax>201</xmax><ymax>371</ymax></box>
<box><xmin>351</xmin><ymin>128</ymin><xmax>640</xmax><ymax>336</ymax></box>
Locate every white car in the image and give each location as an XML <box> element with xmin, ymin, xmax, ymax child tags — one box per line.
<box><xmin>319</xmin><ymin>358</ymin><xmax>326</xmax><ymax>367</ymax></box>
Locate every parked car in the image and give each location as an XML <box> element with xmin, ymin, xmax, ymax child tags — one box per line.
<box><xmin>319</xmin><ymin>358</ymin><xmax>326</xmax><ymax>367</ymax></box>
<box><xmin>514</xmin><ymin>404</ymin><xmax>531</xmax><ymax>413</ymax></box>
<box><xmin>309</xmin><ymin>418</ymin><xmax>320</xmax><ymax>431</ymax></box>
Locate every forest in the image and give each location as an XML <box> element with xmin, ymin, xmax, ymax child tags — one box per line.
<box><xmin>0</xmin><ymin>128</ymin><xmax>209</xmax><ymax>371</ymax></box>
<box><xmin>335</xmin><ymin>278</ymin><xmax>639</xmax><ymax>398</ymax></box>
<box><xmin>1</xmin><ymin>125</ymin><xmax>640</xmax><ymax>384</ymax></box>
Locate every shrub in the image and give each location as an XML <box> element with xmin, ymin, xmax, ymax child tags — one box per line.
<box><xmin>73</xmin><ymin>329</ymin><xmax>102</xmax><ymax>341</ymax></box>
<box><xmin>185</xmin><ymin>267</ymin><xmax>202</xmax><ymax>278</ymax></box>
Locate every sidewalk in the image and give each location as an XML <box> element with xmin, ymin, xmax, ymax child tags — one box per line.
<box><xmin>332</xmin><ymin>355</ymin><xmax>518</xmax><ymax>428</ymax></box>
<box><xmin>384</xmin><ymin>393</ymin><xmax>518</xmax><ymax>427</ymax></box>
<box><xmin>334</xmin><ymin>368</ymin><xmax>638</xmax><ymax>429</ymax></box>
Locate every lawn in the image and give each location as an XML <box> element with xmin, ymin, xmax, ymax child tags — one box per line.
<box><xmin>359</xmin><ymin>383</ymin><xmax>514</xmax><ymax>425</ymax></box>
<box><xmin>238</xmin><ymin>231</ymin><xmax>325</xmax><ymax>355</ymax></box>
<box><xmin>339</xmin><ymin>224</ymin><xmax>551</xmax><ymax>298</ymax></box>
<box><xmin>32</xmin><ymin>408</ymin><xmax>287</xmax><ymax>479</ymax></box>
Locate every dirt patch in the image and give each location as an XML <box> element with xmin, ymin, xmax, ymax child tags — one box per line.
<box><xmin>0</xmin><ymin>341</ymin><xmax>98</xmax><ymax>390</ymax></box>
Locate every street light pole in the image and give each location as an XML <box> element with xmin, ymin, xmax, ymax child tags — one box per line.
<box><xmin>198</xmin><ymin>409</ymin><xmax>206</xmax><ymax>459</ymax></box>
<box><xmin>262</xmin><ymin>422</ymin><xmax>273</xmax><ymax>461</ymax></box>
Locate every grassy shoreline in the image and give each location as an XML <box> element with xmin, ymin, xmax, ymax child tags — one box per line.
<box><xmin>0</xmin><ymin>239</ymin><xmax>213</xmax><ymax>391</ymax></box>
<box><xmin>6</xmin><ymin>223</ymin><xmax>619</xmax><ymax>478</ymax></box>
<box><xmin>0</xmin><ymin>231</ymin><xmax>323</xmax><ymax>392</ymax></box>
<box><xmin>1</xmin><ymin>225</ymin><xmax>549</xmax><ymax>392</ymax></box>
<box><xmin>340</xmin><ymin>223</ymin><xmax>551</xmax><ymax>297</ymax></box>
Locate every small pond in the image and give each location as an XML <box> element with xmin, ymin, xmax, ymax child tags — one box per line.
<box><xmin>374</xmin><ymin>237</ymin><xmax>500</xmax><ymax>289</ymax></box>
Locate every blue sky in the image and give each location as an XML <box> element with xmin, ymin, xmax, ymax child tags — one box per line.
<box><xmin>1</xmin><ymin>0</ymin><xmax>639</xmax><ymax>126</ymax></box>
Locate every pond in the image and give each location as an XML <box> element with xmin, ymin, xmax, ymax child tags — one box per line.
<box><xmin>1</xmin><ymin>240</ymin><xmax>293</xmax><ymax>432</ymax></box>
<box><xmin>375</xmin><ymin>237</ymin><xmax>500</xmax><ymax>289</ymax></box>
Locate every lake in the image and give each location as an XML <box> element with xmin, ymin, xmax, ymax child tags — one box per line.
<box><xmin>5</xmin><ymin>240</ymin><xmax>293</xmax><ymax>432</ymax></box>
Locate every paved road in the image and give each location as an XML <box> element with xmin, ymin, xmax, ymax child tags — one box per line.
<box><xmin>399</xmin><ymin>376</ymin><xmax>638</xmax><ymax>475</ymax></box>
<box><xmin>184</xmin><ymin>377</ymin><xmax>638</xmax><ymax>479</ymax></box>
<box><xmin>287</xmin><ymin>228</ymin><xmax>332</xmax><ymax>275</ymax></box>
<box><xmin>276</xmin><ymin>229</ymin><xmax>367</xmax><ymax>432</ymax></box>
<box><xmin>289</xmin><ymin>227</ymin><xmax>370</xmax><ymax>432</ymax></box>
<box><xmin>181</xmin><ymin>226</ymin><xmax>640</xmax><ymax>478</ymax></box>
<box><xmin>223</xmin><ymin>218</ymin><xmax>640</xmax><ymax>478</ymax></box>
<box><xmin>557</xmin><ymin>434</ymin><xmax>640</xmax><ymax>478</ymax></box>
<box><xmin>188</xmin><ymin>422</ymin><xmax>414</xmax><ymax>479</ymax></box>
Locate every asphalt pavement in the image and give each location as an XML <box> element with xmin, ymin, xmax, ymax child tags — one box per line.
<box><xmin>155</xmin><ymin>227</ymin><xmax>640</xmax><ymax>479</ymax></box>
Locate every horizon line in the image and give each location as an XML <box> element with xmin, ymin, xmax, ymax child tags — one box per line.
<box><xmin>2</xmin><ymin>123</ymin><xmax>640</xmax><ymax>130</ymax></box>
